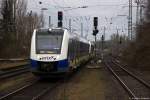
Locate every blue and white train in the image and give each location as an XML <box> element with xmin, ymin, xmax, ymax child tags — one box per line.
<box><xmin>30</xmin><ymin>28</ymin><xmax>94</xmax><ymax>77</ymax></box>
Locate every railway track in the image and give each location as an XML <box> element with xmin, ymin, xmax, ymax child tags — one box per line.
<box><xmin>104</xmin><ymin>58</ymin><xmax>150</xmax><ymax>100</ymax></box>
<box><xmin>0</xmin><ymin>64</ymin><xmax>30</xmax><ymax>79</ymax></box>
<box><xmin>0</xmin><ymin>79</ymin><xmax>61</xmax><ymax>100</ymax></box>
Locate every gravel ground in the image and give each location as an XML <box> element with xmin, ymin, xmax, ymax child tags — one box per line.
<box><xmin>42</xmin><ymin>62</ymin><xmax>129</xmax><ymax>100</ymax></box>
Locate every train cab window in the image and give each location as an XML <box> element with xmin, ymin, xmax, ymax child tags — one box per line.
<box><xmin>36</xmin><ymin>29</ymin><xmax>64</xmax><ymax>54</ymax></box>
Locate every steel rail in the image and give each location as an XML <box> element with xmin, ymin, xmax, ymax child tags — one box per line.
<box><xmin>112</xmin><ymin>60</ymin><xmax>150</xmax><ymax>89</ymax></box>
<box><xmin>0</xmin><ymin>64</ymin><xmax>29</xmax><ymax>71</ymax></box>
<box><xmin>0</xmin><ymin>80</ymin><xmax>61</xmax><ymax>100</ymax></box>
<box><xmin>0</xmin><ymin>80</ymin><xmax>38</xmax><ymax>100</ymax></box>
<box><xmin>0</xmin><ymin>66</ymin><xmax>29</xmax><ymax>76</ymax></box>
<box><xmin>0</xmin><ymin>68</ymin><xmax>30</xmax><ymax>80</ymax></box>
<box><xmin>0</xmin><ymin>64</ymin><xmax>30</xmax><ymax>79</ymax></box>
<box><xmin>0</xmin><ymin>58</ymin><xmax>29</xmax><ymax>61</ymax></box>
<box><xmin>104</xmin><ymin>61</ymin><xmax>137</xmax><ymax>99</ymax></box>
<box><xmin>32</xmin><ymin>82</ymin><xmax>60</xmax><ymax>100</ymax></box>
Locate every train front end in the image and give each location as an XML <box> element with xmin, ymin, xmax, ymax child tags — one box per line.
<box><xmin>30</xmin><ymin>28</ymin><xmax>69</xmax><ymax>77</ymax></box>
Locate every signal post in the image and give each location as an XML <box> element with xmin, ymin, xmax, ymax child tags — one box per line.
<box><xmin>93</xmin><ymin>17</ymin><xmax>99</xmax><ymax>58</ymax></box>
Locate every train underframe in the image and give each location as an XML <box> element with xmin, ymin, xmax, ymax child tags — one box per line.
<box><xmin>30</xmin><ymin>55</ymin><xmax>92</xmax><ymax>77</ymax></box>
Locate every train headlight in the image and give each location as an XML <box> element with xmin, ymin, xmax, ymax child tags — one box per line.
<box><xmin>48</xmin><ymin>28</ymin><xmax>52</xmax><ymax>32</ymax></box>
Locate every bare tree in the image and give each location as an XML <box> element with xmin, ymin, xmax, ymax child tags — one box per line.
<box><xmin>0</xmin><ymin>0</ymin><xmax>44</xmax><ymax>58</ymax></box>
<box><xmin>123</xmin><ymin>0</ymin><xmax>150</xmax><ymax>69</ymax></box>
<box><xmin>110</xmin><ymin>34</ymin><xmax>128</xmax><ymax>57</ymax></box>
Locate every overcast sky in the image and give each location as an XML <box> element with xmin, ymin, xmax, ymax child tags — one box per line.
<box><xmin>27</xmin><ymin>0</ymin><xmax>137</xmax><ymax>40</ymax></box>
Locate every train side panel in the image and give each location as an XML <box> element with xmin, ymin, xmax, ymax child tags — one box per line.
<box><xmin>56</xmin><ymin>29</ymin><xmax>69</xmax><ymax>72</ymax></box>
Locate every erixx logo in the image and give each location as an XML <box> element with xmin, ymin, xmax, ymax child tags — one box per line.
<box><xmin>39</xmin><ymin>56</ymin><xmax>56</xmax><ymax>61</ymax></box>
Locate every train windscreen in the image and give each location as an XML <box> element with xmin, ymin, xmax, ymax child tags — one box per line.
<box><xmin>36</xmin><ymin>29</ymin><xmax>64</xmax><ymax>54</ymax></box>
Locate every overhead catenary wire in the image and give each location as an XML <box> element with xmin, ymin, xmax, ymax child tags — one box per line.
<box><xmin>29</xmin><ymin>0</ymin><xmax>133</xmax><ymax>40</ymax></box>
<box><xmin>52</xmin><ymin>0</ymin><xmax>85</xmax><ymax>30</ymax></box>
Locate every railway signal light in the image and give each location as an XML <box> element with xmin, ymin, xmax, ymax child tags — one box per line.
<box><xmin>39</xmin><ymin>1</ymin><xmax>42</xmax><ymax>4</ymax></box>
<box><xmin>58</xmin><ymin>11</ymin><xmax>63</xmax><ymax>27</ymax></box>
<box><xmin>94</xmin><ymin>17</ymin><xmax>98</xmax><ymax>27</ymax></box>
<box><xmin>93</xmin><ymin>17</ymin><xmax>99</xmax><ymax>36</ymax></box>
<box><xmin>58</xmin><ymin>11</ymin><xmax>63</xmax><ymax>21</ymax></box>
<box><xmin>93</xmin><ymin>29</ymin><xmax>99</xmax><ymax>36</ymax></box>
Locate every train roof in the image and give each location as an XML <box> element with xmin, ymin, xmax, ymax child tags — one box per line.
<box><xmin>35</xmin><ymin>27</ymin><xmax>91</xmax><ymax>44</ymax></box>
<box><xmin>70</xmin><ymin>32</ymin><xmax>89</xmax><ymax>44</ymax></box>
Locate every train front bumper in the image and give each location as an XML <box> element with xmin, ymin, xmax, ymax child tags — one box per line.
<box><xmin>30</xmin><ymin>59</ymin><xmax>69</xmax><ymax>77</ymax></box>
